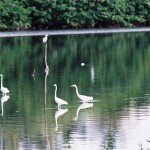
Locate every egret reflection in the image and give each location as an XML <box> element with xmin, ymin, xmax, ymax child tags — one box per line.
<box><xmin>0</xmin><ymin>74</ymin><xmax>9</xmax><ymax>95</ymax></box>
<box><xmin>74</xmin><ymin>102</ymin><xmax>93</xmax><ymax>121</ymax></box>
<box><xmin>55</xmin><ymin>108</ymin><xmax>68</xmax><ymax>131</ymax></box>
<box><xmin>1</xmin><ymin>95</ymin><xmax>10</xmax><ymax>116</ymax></box>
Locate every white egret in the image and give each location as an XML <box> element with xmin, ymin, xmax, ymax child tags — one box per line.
<box><xmin>43</xmin><ymin>34</ymin><xmax>48</xmax><ymax>43</ymax></box>
<box><xmin>71</xmin><ymin>84</ymin><xmax>93</xmax><ymax>102</ymax></box>
<box><xmin>0</xmin><ymin>74</ymin><xmax>9</xmax><ymax>95</ymax></box>
<box><xmin>55</xmin><ymin>108</ymin><xmax>68</xmax><ymax>131</ymax></box>
<box><xmin>53</xmin><ymin>84</ymin><xmax>68</xmax><ymax>108</ymax></box>
<box><xmin>74</xmin><ymin>102</ymin><xmax>93</xmax><ymax>121</ymax></box>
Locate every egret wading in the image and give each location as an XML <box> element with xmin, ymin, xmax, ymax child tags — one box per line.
<box><xmin>43</xmin><ymin>34</ymin><xmax>48</xmax><ymax>43</ymax></box>
<box><xmin>71</xmin><ymin>84</ymin><xmax>93</xmax><ymax>102</ymax></box>
<box><xmin>0</xmin><ymin>74</ymin><xmax>9</xmax><ymax>95</ymax></box>
<box><xmin>53</xmin><ymin>84</ymin><xmax>68</xmax><ymax>108</ymax></box>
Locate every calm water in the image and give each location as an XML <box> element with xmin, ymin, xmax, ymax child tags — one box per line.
<box><xmin>0</xmin><ymin>31</ymin><xmax>150</xmax><ymax>150</ymax></box>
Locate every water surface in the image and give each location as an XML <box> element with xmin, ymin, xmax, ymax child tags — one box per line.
<box><xmin>0</xmin><ymin>31</ymin><xmax>150</xmax><ymax>150</ymax></box>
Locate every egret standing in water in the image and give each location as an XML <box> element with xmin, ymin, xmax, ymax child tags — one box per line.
<box><xmin>43</xmin><ymin>34</ymin><xmax>48</xmax><ymax>43</ymax></box>
<box><xmin>71</xmin><ymin>84</ymin><xmax>93</xmax><ymax>102</ymax></box>
<box><xmin>0</xmin><ymin>74</ymin><xmax>9</xmax><ymax>95</ymax></box>
<box><xmin>53</xmin><ymin>84</ymin><xmax>68</xmax><ymax>108</ymax></box>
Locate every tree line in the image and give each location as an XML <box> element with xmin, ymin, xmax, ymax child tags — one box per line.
<box><xmin>0</xmin><ymin>0</ymin><xmax>149</xmax><ymax>30</ymax></box>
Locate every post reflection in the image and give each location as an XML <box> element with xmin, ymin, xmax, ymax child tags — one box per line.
<box><xmin>44</xmin><ymin>110</ymin><xmax>51</xmax><ymax>150</ymax></box>
<box><xmin>1</xmin><ymin>95</ymin><xmax>10</xmax><ymax>116</ymax></box>
<box><xmin>74</xmin><ymin>102</ymin><xmax>93</xmax><ymax>121</ymax></box>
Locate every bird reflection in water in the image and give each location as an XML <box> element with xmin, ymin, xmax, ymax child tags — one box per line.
<box><xmin>74</xmin><ymin>102</ymin><xmax>93</xmax><ymax>121</ymax></box>
<box><xmin>1</xmin><ymin>95</ymin><xmax>10</xmax><ymax>116</ymax></box>
<box><xmin>55</xmin><ymin>108</ymin><xmax>68</xmax><ymax>131</ymax></box>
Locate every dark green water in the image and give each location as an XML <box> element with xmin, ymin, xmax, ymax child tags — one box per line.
<box><xmin>0</xmin><ymin>32</ymin><xmax>150</xmax><ymax>150</ymax></box>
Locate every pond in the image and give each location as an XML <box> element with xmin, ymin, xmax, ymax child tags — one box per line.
<box><xmin>0</xmin><ymin>31</ymin><xmax>150</xmax><ymax>150</ymax></box>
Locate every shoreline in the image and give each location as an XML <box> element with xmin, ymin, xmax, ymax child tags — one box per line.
<box><xmin>0</xmin><ymin>27</ymin><xmax>150</xmax><ymax>37</ymax></box>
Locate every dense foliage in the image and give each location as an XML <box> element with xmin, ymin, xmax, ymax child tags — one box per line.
<box><xmin>0</xmin><ymin>0</ymin><xmax>149</xmax><ymax>30</ymax></box>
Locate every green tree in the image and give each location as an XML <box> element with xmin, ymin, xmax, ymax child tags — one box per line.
<box><xmin>23</xmin><ymin>0</ymin><xmax>54</xmax><ymax>29</ymax></box>
<box><xmin>0</xmin><ymin>0</ymin><xmax>30</xmax><ymax>30</ymax></box>
<box><xmin>0</xmin><ymin>0</ymin><xmax>149</xmax><ymax>30</ymax></box>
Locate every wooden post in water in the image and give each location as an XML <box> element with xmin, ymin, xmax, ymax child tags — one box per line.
<box><xmin>44</xmin><ymin>72</ymin><xmax>48</xmax><ymax>108</ymax></box>
<box><xmin>44</xmin><ymin>43</ymin><xmax>49</xmax><ymax>107</ymax></box>
<box><xmin>45</xmin><ymin>43</ymin><xmax>49</xmax><ymax>74</ymax></box>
